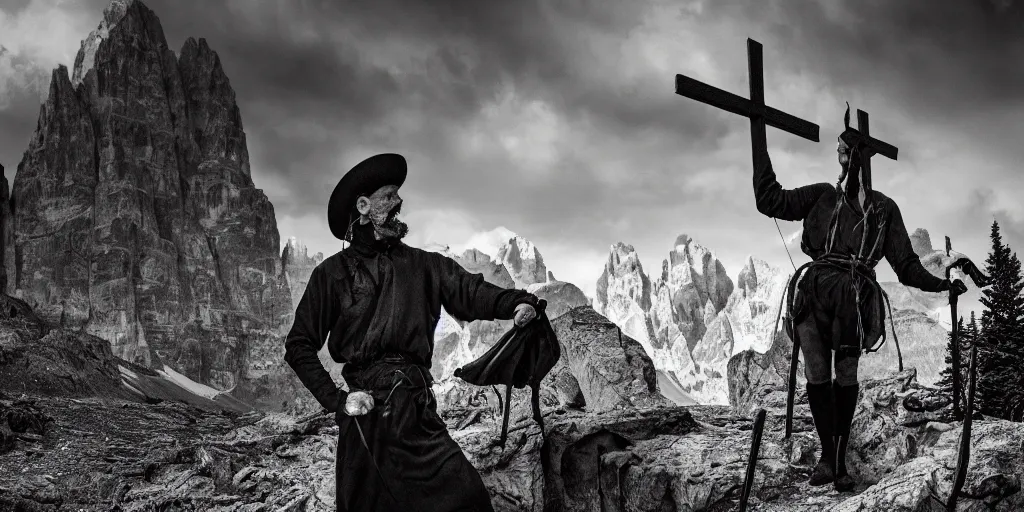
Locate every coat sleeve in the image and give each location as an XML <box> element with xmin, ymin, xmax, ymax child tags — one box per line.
<box><xmin>754</xmin><ymin>152</ymin><xmax>834</xmax><ymax>221</ymax></box>
<box><xmin>284</xmin><ymin>264</ymin><xmax>345</xmax><ymax>412</ymax></box>
<box><xmin>883</xmin><ymin>202</ymin><xmax>948</xmax><ymax>293</ymax></box>
<box><xmin>437</xmin><ymin>254</ymin><xmax>538</xmax><ymax>322</ymax></box>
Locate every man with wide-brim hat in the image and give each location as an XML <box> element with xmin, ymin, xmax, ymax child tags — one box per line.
<box><xmin>284</xmin><ymin>153</ymin><xmax>542</xmax><ymax>511</ymax></box>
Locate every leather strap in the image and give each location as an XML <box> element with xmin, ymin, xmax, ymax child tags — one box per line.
<box><xmin>352</xmin><ymin>417</ymin><xmax>403</xmax><ymax>506</ymax></box>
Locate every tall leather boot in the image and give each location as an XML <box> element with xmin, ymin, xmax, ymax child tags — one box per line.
<box><xmin>833</xmin><ymin>381</ymin><xmax>860</xmax><ymax>492</ymax></box>
<box><xmin>805</xmin><ymin>381</ymin><xmax>836</xmax><ymax>486</ymax></box>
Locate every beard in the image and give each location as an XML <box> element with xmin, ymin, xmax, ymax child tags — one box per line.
<box><xmin>367</xmin><ymin>200</ymin><xmax>410</xmax><ymax>241</ymax></box>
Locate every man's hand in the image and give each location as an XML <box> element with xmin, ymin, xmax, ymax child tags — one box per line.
<box><xmin>514</xmin><ymin>303</ymin><xmax>537</xmax><ymax>327</ymax></box>
<box><xmin>344</xmin><ymin>390</ymin><xmax>374</xmax><ymax>416</ymax></box>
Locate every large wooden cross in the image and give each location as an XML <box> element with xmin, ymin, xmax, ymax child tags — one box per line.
<box><xmin>675</xmin><ymin>39</ymin><xmax>819</xmax><ymax>168</ymax></box>
<box><xmin>853</xmin><ymin>109</ymin><xmax>899</xmax><ymax>193</ymax></box>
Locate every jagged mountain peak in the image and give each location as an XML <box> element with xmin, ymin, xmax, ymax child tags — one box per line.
<box><xmin>12</xmin><ymin>0</ymin><xmax>295</xmax><ymax>410</ymax></box>
<box><xmin>668</xmin><ymin>233</ymin><xmax>720</xmax><ymax>275</ymax></box>
<box><xmin>455</xmin><ymin>226</ymin><xmax>519</xmax><ymax>263</ymax></box>
<box><xmin>595</xmin><ymin>241</ymin><xmax>653</xmax><ymax>313</ymax></box>
<box><xmin>736</xmin><ymin>256</ymin><xmax>782</xmax><ymax>294</ymax></box>
<box><xmin>281</xmin><ymin>237</ymin><xmax>323</xmax><ymax>267</ymax></box>
<box><xmin>604</xmin><ymin>242</ymin><xmax>645</xmax><ymax>274</ymax></box>
<box><xmin>449</xmin><ymin>227</ymin><xmax>547</xmax><ymax>288</ymax></box>
<box><xmin>72</xmin><ymin>0</ymin><xmax>148</xmax><ymax>87</ymax></box>
<box><xmin>910</xmin><ymin>228</ymin><xmax>933</xmax><ymax>257</ymax></box>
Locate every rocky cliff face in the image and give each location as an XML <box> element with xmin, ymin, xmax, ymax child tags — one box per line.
<box><xmin>497</xmin><ymin>235</ymin><xmax>548</xmax><ymax>289</ymax></box>
<box><xmin>655</xmin><ymin>234</ymin><xmax>734</xmax><ymax>352</ymax></box>
<box><xmin>595</xmin><ymin>235</ymin><xmax>750</xmax><ymax>404</ymax></box>
<box><xmin>0</xmin><ymin>163</ymin><xmax>10</xmax><ymax>294</ymax></box>
<box><xmin>594</xmin><ymin>243</ymin><xmax>656</xmax><ymax>353</ymax></box>
<box><xmin>454</xmin><ymin>227</ymin><xmax>547</xmax><ymax>289</ymax></box>
<box><xmin>8</xmin><ymin>0</ymin><xmax>295</xmax><ymax>409</ymax></box>
<box><xmin>281</xmin><ymin>237</ymin><xmax>325</xmax><ymax>309</ymax></box>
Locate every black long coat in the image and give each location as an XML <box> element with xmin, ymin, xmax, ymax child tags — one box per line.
<box><xmin>284</xmin><ymin>228</ymin><xmax>535</xmax><ymax>511</ymax></box>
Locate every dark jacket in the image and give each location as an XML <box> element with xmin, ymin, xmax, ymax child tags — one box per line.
<box><xmin>284</xmin><ymin>229</ymin><xmax>537</xmax><ymax>412</ymax></box>
<box><xmin>753</xmin><ymin>153</ymin><xmax>947</xmax><ymax>351</ymax></box>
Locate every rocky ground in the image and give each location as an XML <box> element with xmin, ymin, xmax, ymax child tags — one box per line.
<box><xmin>1</xmin><ymin>367</ymin><xmax>1021</xmax><ymax>511</ymax></box>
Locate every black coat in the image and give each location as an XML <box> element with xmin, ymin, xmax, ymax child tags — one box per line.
<box><xmin>284</xmin><ymin>225</ymin><xmax>536</xmax><ymax>511</ymax></box>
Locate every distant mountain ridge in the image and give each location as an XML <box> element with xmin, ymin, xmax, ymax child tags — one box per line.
<box><xmin>595</xmin><ymin>228</ymin><xmax>967</xmax><ymax>405</ymax></box>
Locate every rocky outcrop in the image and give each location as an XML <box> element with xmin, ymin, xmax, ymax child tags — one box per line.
<box><xmin>5</xmin><ymin>366</ymin><xmax>1021</xmax><ymax>511</ymax></box>
<box><xmin>0</xmin><ymin>292</ymin><xmax>253</xmax><ymax>416</ymax></box>
<box><xmin>452</xmin><ymin>227</ymin><xmax>547</xmax><ymax>289</ymax></box>
<box><xmin>497</xmin><ymin>235</ymin><xmax>547</xmax><ymax>289</ymax></box>
<box><xmin>548</xmin><ymin>306</ymin><xmax>670</xmax><ymax>412</ymax></box>
<box><xmin>451</xmin><ymin>248</ymin><xmax>517</xmax><ymax>290</ymax></box>
<box><xmin>684</xmin><ymin>257</ymin><xmax>791</xmax><ymax>404</ymax></box>
<box><xmin>9</xmin><ymin>0</ymin><xmax>295</xmax><ymax>409</ymax></box>
<box><xmin>281</xmin><ymin>237</ymin><xmax>324</xmax><ymax>309</ymax></box>
<box><xmin>594</xmin><ymin>243</ymin><xmax>656</xmax><ymax>353</ymax></box>
<box><xmin>728</xmin><ymin>327</ymin><xmax>801</xmax><ymax>415</ymax></box>
<box><xmin>909</xmin><ymin>227</ymin><xmax>933</xmax><ymax>258</ymax></box>
<box><xmin>653</xmin><ymin>234</ymin><xmax>734</xmax><ymax>353</ymax></box>
<box><xmin>596</xmin><ymin>239</ymin><xmax>781</xmax><ymax>405</ymax></box>
<box><xmin>526</xmin><ymin>280</ymin><xmax>590</xmax><ymax>320</ymax></box>
<box><xmin>0</xmin><ymin>163</ymin><xmax>10</xmax><ymax>293</ymax></box>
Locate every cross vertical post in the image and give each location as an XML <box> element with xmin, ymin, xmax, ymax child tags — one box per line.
<box><xmin>857</xmin><ymin>110</ymin><xmax>872</xmax><ymax>192</ymax></box>
<box><xmin>675</xmin><ymin>38</ymin><xmax>820</xmax><ymax>440</ymax></box>
<box><xmin>748</xmin><ymin>40</ymin><xmax>767</xmax><ymax>171</ymax></box>
<box><xmin>852</xmin><ymin>109</ymin><xmax>898</xmax><ymax>192</ymax></box>
<box><xmin>674</xmin><ymin>38</ymin><xmax>821</xmax><ymax>168</ymax></box>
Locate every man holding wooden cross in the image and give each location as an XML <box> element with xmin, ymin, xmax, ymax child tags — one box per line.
<box><xmin>675</xmin><ymin>39</ymin><xmax>968</xmax><ymax>492</ymax></box>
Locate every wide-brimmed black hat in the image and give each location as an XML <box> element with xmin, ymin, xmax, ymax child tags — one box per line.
<box><xmin>328</xmin><ymin>153</ymin><xmax>407</xmax><ymax>240</ymax></box>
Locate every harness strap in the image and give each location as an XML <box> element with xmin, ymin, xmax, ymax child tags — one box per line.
<box><xmin>781</xmin><ymin>252</ymin><xmax>902</xmax><ymax>364</ymax></box>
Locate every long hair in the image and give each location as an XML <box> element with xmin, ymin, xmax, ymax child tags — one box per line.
<box><xmin>827</xmin><ymin>102</ymin><xmax>882</xmax><ymax>259</ymax></box>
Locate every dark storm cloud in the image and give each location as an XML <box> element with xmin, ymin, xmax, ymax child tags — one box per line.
<box><xmin>705</xmin><ymin>0</ymin><xmax>1024</xmax><ymax>117</ymax></box>
<box><xmin>5</xmin><ymin>0</ymin><xmax>1021</xmax><ymax>290</ymax></box>
<box><xmin>0</xmin><ymin>51</ymin><xmax>44</xmax><ymax>175</ymax></box>
<box><xmin>115</xmin><ymin>0</ymin><xmax>738</xmax><ymax>218</ymax></box>
<box><xmin>0</xmin><ymin>0</ymin><xmax>33</xmax><ymax>16</ymax></box>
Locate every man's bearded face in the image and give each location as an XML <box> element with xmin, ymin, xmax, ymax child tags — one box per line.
<box><xmin>358</xmin><ymin>185</ymin><xmax>409</xmax><ymax>240</ymax></box>
<box><xmin>837</xmin><ymin>138</ymin><xmax>851</xmax><ymax>167</ymax></box>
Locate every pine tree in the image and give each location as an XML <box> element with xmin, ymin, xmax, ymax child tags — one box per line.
<box><xmin>936</xmin><ymin>316</ymin><xmax>965</xmax><ymax>395</ymax></box>
<box><xmin>976</xmin><ymin>220</ymin><xmax>1024</xmax><ymax>420</ymax></box>
<box><xmin>938</xmin><ymin>314</ymin><xmax>976</xmax><ymax>409</ymax></box>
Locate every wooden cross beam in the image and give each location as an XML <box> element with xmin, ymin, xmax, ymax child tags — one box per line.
<box><xmin>854</xmin><ymin>109</ymin><xmax>898</xmax><ymax>193</ymax></box>
<box><xmin>675</xmin><ymin>39</ymin><xmax>819</xmax><ymax>167</ymax></box>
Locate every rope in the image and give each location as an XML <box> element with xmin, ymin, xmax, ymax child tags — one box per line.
<box><xmin>774</xmin><ymin>219</ymin><xmax>797</xmax><ymax>272</ymax></box>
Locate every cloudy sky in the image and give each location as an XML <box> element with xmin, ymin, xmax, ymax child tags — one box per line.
<box><xmin>2</xmin><ymin>0</ymin><xmax>1023</xmax><ymax>325</ymax></box>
